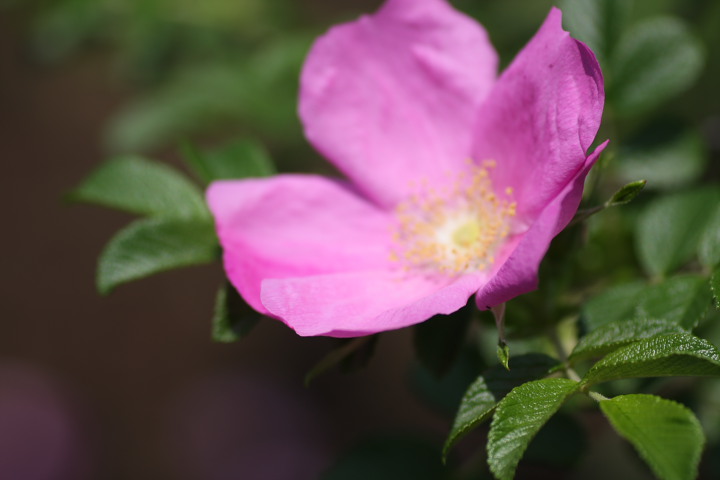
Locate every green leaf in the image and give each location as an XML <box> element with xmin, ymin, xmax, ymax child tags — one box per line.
<box><xmin>616</xmin><ymin>122</ymin><xmax>707</xmax><ymax>191</ymax></box>
<box><xmin>600</xmin><ymin>394</ymin><xmax>704</xmax><ymax>480</ymax></box>
<box><xmin>487</xmin><ymin>378</ymin><xmax>579</xmax><ymax>480</ymax></box>
<box><xmin>443</xmin><ymin>354</ymin><xmax>560</xmax><ymax>461</ymax></box>
<box><xmin>635</xmin><ymin>188</ymin><xmax>720</xmax><ymax>277</ymax></box>
<box><xmin>560</xmin><ymin>0</ymin><xmax>632</xmax><ymax>64</ymax></box>
<box><xmin>610</xmin><ymin>17</ymin><xmax>704</xmax><ymax>116</ymax></box>
<box><xmin>497</xmin><ymin>343</ymin><xmax>510</xmax><ymax>371</ymax></box>
<box><xmin>211</xmin><ymin>282</ymin><xmax>261</xmax><ymax>343</ymax></box>
<box><xmin>570</xmin><ymin>318</ymin><xmax>686</xmax><ymax>363</ymax></box>
<box><xmin>305</xmin><ymin>337</ymin><xmax>376</xmax><ymax>386</ymax></box>
<box><xmin>699</xmin><ymin>205</ymin><xmax>720</xmax><ymax>268</ymax></box>
<box><xmin>70</xmin><ymin>156</ymin><xmax>209</xmax><ymax>218</ymax></box>
<box><xmin>635</xmin><ymin>275</ymin><xmax>712</xmax><ymax>329</ymax></box>
<box><xmin>581</xmin><ymin>333</ymin><xmax>720</xmax><ymax>387</ymax></box>
<box><xmin>606</xmin><ymin>180</ymin><xmax>646</xmax><ymax>207</ymax></box>
<box><xmin>97</xmin><ymin>217</ymin><xmax>218</xmax><ymax>294</ymax></box>
<box><xmin>582</xmin><ymin>280</ymin><xmax>648</xmax><ymax>331</ymax></box>
<box><xmin>711</xmin><ymin>269</ymin><xmax>720</xmax><ymax>310</ymax></box>
<box><xmin>413</xmin><ymin>304</ymin><xmax>472</xmax><ymax>378</ymax></box>
<box><xmin>182</xmin><ymin>139</ymin><xmax>276</xmax><ymax>184</ymax></box>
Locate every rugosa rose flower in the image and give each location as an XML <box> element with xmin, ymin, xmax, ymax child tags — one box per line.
<box><xmin>207</xmin><ymin>0</ymin><xmax>606</xmax><ymax>337</ymax></box>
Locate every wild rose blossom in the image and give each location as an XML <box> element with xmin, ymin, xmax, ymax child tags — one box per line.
<box><xmin>207</xmin><ymin>0</ymin><xmax>606</xmax><ymax>337</ymax></box>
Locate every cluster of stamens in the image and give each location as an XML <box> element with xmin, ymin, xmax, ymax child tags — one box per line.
<box><xmin>390</xmin><ymin>160</ymin><xmax>517</xmax><ymax>275</ymax></box>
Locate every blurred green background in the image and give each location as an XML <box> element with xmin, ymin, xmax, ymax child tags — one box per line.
<box><xmin>1</xmin><ymin>0</ymin><xmax>719</xmax><ymax>479</ymax></box>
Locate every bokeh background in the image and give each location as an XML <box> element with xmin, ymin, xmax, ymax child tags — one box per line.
<box><xmin>2</xmin><ymin>0</ymin><xmax>719</xmax><ymax>479</ymax></box>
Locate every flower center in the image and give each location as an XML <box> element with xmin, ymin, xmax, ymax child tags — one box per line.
<box><xmin>390</xmin><ymin>160</ymin><xmax>517</xmax><ymax>274</ymax></box>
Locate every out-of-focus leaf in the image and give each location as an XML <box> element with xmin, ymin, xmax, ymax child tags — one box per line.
<box><xmin>560</xmin><ymin>0</ymin><xmax>633</xmax><ymax>63</ymax></box>
<box><xmin>443</xmin><ymin>354</ymin><xmax>560</xmax><ymax>461</ymax></box>
<box><xmin>610</xmin><ymin>17</ymin><xmax>704</xmax><ymax>116</ymax></box>
<box><xmin>211</xmin><ymin>282</ymin><xmax>261</xmax><ymax>342</ymax></box>
<box><xmin>635</xmin><ymin>187</ymin><xmax>720</xmax><ymax>277</ymax></box>
<box><xmin>97</xmin><ymin>217</ymin><xmax>218</xmax><ymax>294</ymax></box>
<box><xmin>699</xmin><ymin>205</ymin><xmax>720</xmax><ymax>268</ymax></box>
<box><xmin>582</xmin><ymin>280</ymin><xmax>647</xmax><ymax>331</ymax></box>
<box><xmin>581</xmin><ymin>333</ymin><xmax>720</xmax><ymax>387</ymax></box>
<box><xmin>182</xmin><ymin>139</ymin><xmax>276</xmax><ymax>184</ymax></box>
<box><xmin>413</xmin><ymin>303</ymin><xmax>472</xmax><ymax>378</ymax></box>
<box><xmin>321</xmin><ymin>436</ymin><xmax>448</xmax><ymax>480</ymax></box>
<box><xmin>487</xmin><ymin>378</ymin><xmax>579</xmax><ymax>480</ymax></box>
<box><xmin>305</xmin><ymin>336</ymin><xmax>376</xmax><ymax>386</ymax></box>
<box><xmin>70</xmin><ymin>156</ymin><xmax>209</xmax><ymax>218</ymax></box>
<box><xmin>711</xmin><ymin>269</ymin><xmax>720</xmax><ymax>310</ymax></box>
<box><xmin>600</xmin><ymin>394</ymin><xmax>704</xmax><ymax>480</ymax></box>
<box><xmin>616</xmin><ymin>123</ymin><xmax>707</xmax><ymax>190</ymax></box>
<box><xmin>570</xmin><ymin>318</ymin><xmax>685</xmax><ymax>363</ymax></box>
<box><xmin>635</xmin><ymin>275</ymin><xmax>712</xmax><ymax>329</ymax></box>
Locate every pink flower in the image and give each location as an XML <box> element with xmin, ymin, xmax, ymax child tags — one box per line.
<box><xmin>207</xmin><ymin>0</ymin><xmax>605</xmax><ymax>337</ymax></box>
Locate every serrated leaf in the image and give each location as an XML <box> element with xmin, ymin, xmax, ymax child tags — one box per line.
<box><xmin>635</xmin><ymin>188</ymin><xmax>720</xmax><ymax>277</ymax></box>
<box><xmin>443</xmin><ymin>354</ymin><xmax>560</xmax><ymax>461</ymax></box>
<box><xmin>582</xmin><ymin>280</ymin><xmax>648</xmax><ymax>331</ymax></box>
<box><xmin>560</xmin><ymin>0</ymin><xmax>632</xmax><ymax>64</ymax></box>
<box><xmin>635</xmin><ymin>275</ymin><xmax>712</xmax><ymax>329</ymax></box>
<box><xmin>711</xmin><ymin>270</ymin><xmax>720</xmax><ymax>310</ymax></box>
<box><xmin>211</xmin><ymin>282</ymin><xmax>261</xmax><ymax>343</ymax></box>
<box><xmin>699</xmin><ymin>205</ymin><xmax>720</xmax><ymax>268</ymax></box>
<box><xmin>581</xmin><ymin>333</ymin><xmax>720</xmax><ymax>387</ymax></box>
<box><xmin>488</xmin><ymin>378</ymin><xmax>579</xmax><ymax>480</ymax></box>
<box><xmin>600</xmin><ymin>394</ymin><xmax>704</xmax><ymax>480</ymax></box>
<box><xmin>570</xmin><ymin>318</ymin><xmax>686</xmax><ymax>363</ymax></box>
<box><xmin>606</xmin><ymin>180</ymin><xmax>646</xmax><ymax>207</ymax></box>
<box><xmin>182</xmin><ymin>139</ymin><xmax>276</xmax><ymax>184</ymax></box>
<box><xmin>97</xmin><ymin>217</ymin><xmax>218</xmax><ymax>294</ymax></box>
<box><xmin>616</xmin><ymin>122</ymin><xmax>707</xmax><ymax>191</ymax></box>
<box><xmin>70</xmin><ymin>156</ymin><xmax>208</xmax><ymax>218</ymax></box>
<box><xmin>610</xmin><ymin>17</ymin><xmax>704</xmax><ymax>116</ymax></box>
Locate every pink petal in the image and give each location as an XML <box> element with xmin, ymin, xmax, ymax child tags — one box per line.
<box><xmin>475</xmin><ymin>142</ymin><xmax>608</xmax><ymax>309</ymax></box>
<box><xmin>261</xmin><ymin>270</ymin><xmax>486</xmax><ymax>337</ymax></box>
<box><xmin>206</xmin><ymin>175</ymin><xmax>394</xmax><ymax>314</ymax></box>
<box><xmin>299</xmin><ymin>0</ymin><xmax>498</xmax><ymax>208</ymax></box>
<box><xmin>472</xmin><ymin>7</ymin><xmax>604</xmax><ymax>223</ymax></box>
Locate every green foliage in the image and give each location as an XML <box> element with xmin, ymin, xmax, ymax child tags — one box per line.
<box><xmin>609</xmin><ymin>16</ymin><xmax>704</xmax><ymax>115</ymax></box>
<box><xmin>635</xmin><ymin>275</ymin><xmax>712</xmax><ymax>329</ymax></box>
<box><xmin>487</xmin><ymin>378</ymin><xmax>579</xmax><ymax>480</ymax></box>
<box><xmin>698</xmin><ymin>206</ymin><xmax>720</xmax><ymax>268</ymax></box>
<box><xmin>581</xmin><ymin>333</ymin><xmax>720</xmax><ymax>387</ymax></box>
<box><xmin>606</xmin><ymin>179</ymin><xmax>646</xmax><ymax>207</ymax></box>
<box><xmin>443</xmin><ymin>354</ymin><xmax>560</xmax><ymax>461</ymax></box>
<box><xmin>70</xmin><ymin>156</ymin><xmax>209</xmax><ymax>219</ymax></box>
<box><xmin>635</xmin><ymin>188</ymin><xmax>720</xmax><ymax>277</ymax></box>
<box><xmin>413</xmin><ymin>304</ymin><xmax>472</xmax><ymax>378</ymax></box>
<box><xmin>600</xmin><ymin>395</ymin><xmax>704</xmax><ymax>480</ymax></box>
<box><xmin>582</xmin><ymin>280</ymin><xmax>647</xmax><ymax>330</ymax></box>
<box><xmin>712</xmin><ymin>270</ymin><xmax>720</xmax><ymax>310</ymax></box>
<box><xmin>182</xmin><ymin>139</ymin><xmax>276</xmax><ymax>184</ymax></box>
<box><xmin>305</xmin><ymin>336</ymin><xmax>378</xmax><ymax>386</ymax></box>
<box><xmin>97</xmin><ymin>217</ymin><xmax>218</xmax><ymax>294</ymax></box>
<box><xmin>560</xmin><ymin>0</ymin><xmax>632</xmax><ymax>64</ymax></box>
<box><xmin>211</xmin><ymin>282</ymin><xmax>261</xmax><ymax>342</ymax></box>
<box><xmin>570</xmin><ymin>318</ymin><xmax>685</xmax><ymax>363</ymax></box>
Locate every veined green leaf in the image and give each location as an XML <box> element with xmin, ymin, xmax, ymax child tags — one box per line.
<box><xmin>600</xmin><ymin>394</ymin><xmax>704</xmax><ymax>480</ymax></box>
<box><xmin>610</xmin><ymin>17</ymin><xmax>704</xmax><ymax>116</ymax></box>
<box><xmin>97</xmin><ymin>217</ymin><xmax>218</xmax><ymax>294</ymax></box>
<box><xmin>635</xmin><ymin>275</ymin><xmax>712</xmax><ymax>329</ymax></box>
<box><xmin>182</xmin><ymin>139</ymin><xmax>276</xmax><ymax>184</ymax></box>
<box><xmin>211</xmin><ymin>282</ymin><xmax>261</xmax><ymax>343</ymax></box>
<box><xmin>570</xmin><ymin>318</ymin><xmax>686</xmax><ymax>363</ymax></box>
<box><xmin>606</xmin><ymin>180</ymin><xmax>646</xmax><ymax>207</ymax></box>
<box><xmin>70</xmin><ymin>156</ymin><xmax>209</xmax><ymax>218</ymax></box>
<box><xmin>442</xmin><ymin>354</ymin><xmax>560</xmax><ymax>462</ymax></box>
<box><xmin>488</xmin><ymin>378</ymin><xmax>579</xmax><ymax>480</ymax></box>
<box><xmin>635</xmin><ymin>188</ymin><xmax>720</xmax><ymax>277</ymax></box>
<box><xmin>582</xmin><ymin>280</ymin><xmax>648</xmax><ymax>331</ymax></box>
<box><xmin>581</xmin><ymin>333</ymin><xmax>720</xmax><ymax>387</ymax></box>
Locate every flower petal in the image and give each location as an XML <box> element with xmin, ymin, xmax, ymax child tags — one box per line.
<box><xmin>472</xmin><ymin>7</ymin><xmax>604</xmax><ymax>222</ymax></box>
<box><xmin>299</xmin><ymin>0</ymin><xmax>498</xmax><ymax>208</ymax></box>
<box><xmin>475</xmin><ymin>142</ymin><xmax>608</xmax><ymax>309</ymax></box>
<box><xmin>261</xmin><ymin>270</ymin><xmax>485</xmax><ymax>337</ymax></box>
<box><xmin>206</xmin><ymin>175</ymin><xmax>393</xmax><ymax>314</ymax></box>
